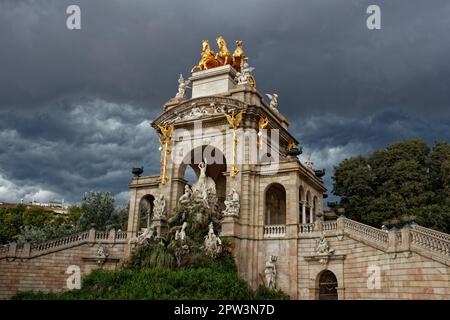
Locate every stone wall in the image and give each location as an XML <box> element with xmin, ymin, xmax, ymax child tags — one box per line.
<box><xmin>0</xmin><ymin>229</ymin><xmax>128</xmax><ymax>299</ymax></box>
<box><xmin>296</xmin><ymin>219</ymin><xmax>450</xmax><ymax>300</ymax></box>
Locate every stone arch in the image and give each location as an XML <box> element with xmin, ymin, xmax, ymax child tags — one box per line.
<box><xmin>138</xmin><ymin>194</ymin><xmax>155</xmax><ymax>229</ymax></box>
<box><xmin>316</xmin><ymin>270</ymin><xmax>338</xmax><ymax>300</ymax></box>
<box><xmin>264</xmin><ymin>183</ymin><xmax>286</xmax><ymax>225</ymax></box>
<box><xmin>177</xmin><ymin>145</ymin><xmax>227</xmax><ymax>211</ymax></box>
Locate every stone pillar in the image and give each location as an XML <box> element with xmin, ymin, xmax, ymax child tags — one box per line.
<box><xmin>21</xmin><ymin>243</ymin><xmax>31</xmax><ymax>258</ymax></box>
<box><xmin>108</xmin><ymin>229</ymin><xmax>116</xmax><ymax>242</ymax></box>
<box><xmin>88</xmin><ymin>228</ymin><xmax>96</xmax><ymax>243</ymax></box>
<box><xmin>387</xmin><ymin>229</ymin><xmax>398</xmax><ymax>253</ymax></box>
<box><xmin>127</xmin><ymin>187</ymin><xmax>139</xmax><ymax>239</ymax></box>
<box><xmin>400</xmin><ymin>226</ymin><xmax>412</xmax><ymax>252</ymax></box>
<box><xmin>301</xmin><ymin>201</ymin><xmax>306</xmax><ymax>224</ymax></box>
<box><xmin>7</xmin><ymin>242</ymin><xmax>17</xmax><ymax>258</ymax></box>
<box><xmin>221</xmin><ymin>215</ymin><xmax>239</xmax><ymax>237</ymax></box>
<box><xmin>310</xmin><ymin>202</ymin><xmax>314</xmax><ymax>223</ymax></box>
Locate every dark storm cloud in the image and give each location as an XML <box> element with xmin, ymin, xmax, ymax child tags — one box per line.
<box><xmin>0</xmin><ymin>0</ymin><xmax>449</xmax><ymax>204</ymax></box>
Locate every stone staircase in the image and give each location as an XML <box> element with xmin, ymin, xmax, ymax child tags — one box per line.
<box><xmin>0</xmin><ymin>228</ymin><xmax>128</xmax><ymax>260</ymax></box>
<box><xmin>298</xmin><ymin>217</ymin><xmax>450</xmax><ymax>266</ymax></box>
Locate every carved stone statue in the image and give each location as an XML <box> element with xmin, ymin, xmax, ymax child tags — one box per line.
<box><xmin>179</xmin><ymin>185</ymin><xmax>192</xmax><ymax>205</ymax></box>
<box><xmin>175</xmin><ymin>221</ymin><xmax>188</xmax><ymax>241</ymax></box>
<box><xmin>304</xmin><ymin>155</ymin><xmax>314</xmax><ymax>170</ymax></box>
<box><xmin>235</xmin><ymin>59</ymin><xmax>256</xmax><ymax>86</ymax></box>
<box><xmin>222</xmin><ymin>188</ymin><xmax>240</xmax><ymax>217</ymax></box>
<box><xmin>153</xmin><ymin>194</ymin><xmax>166</xmax><ymax>219</ymax></box>
<box><xmin>96</xmin><ymin>243</ymin><xmax>110</xmax><ymax>265</ymax></box>
<box><xmin>316</xmin><ymin>233</ymin><xmax>334</xmax><ymax>255</ymax></box>
<box><xmin>191</xmin><ymin>160</ymin><xmax>217</xmax><ymax>209</ymax></box>
<box><xmin>175</xmin><ymin>74</ymin><xmax>190</xmax><ymax>99</ymax></box>
<box><xmin>204</xmin><ymin>222</ymin><xmax>222</xmax><ymax>258</ymax></box>
<box><xmin>129</xmin><ymin>226</ymin><xmax>157</xmax><ymax>246</ymax></box>
<box><xmin>266</xmin><ymin>93</ymin><xmax>279</xmax><ymax>112</ymax></box>
<box><xmin>264</xmin><ymin>255</ymin><xmax>277</xmax><ymax>289</ymax></box>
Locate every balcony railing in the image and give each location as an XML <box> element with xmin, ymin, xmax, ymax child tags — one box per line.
<box><xmin>264</xmin><ymin>225</ymin><xmax>286</xmax><ymax>238</ymax></box>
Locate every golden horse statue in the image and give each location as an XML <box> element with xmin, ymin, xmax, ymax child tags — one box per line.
<box><xmin>191</xmin><ymin>40</ymin><xmax>221</xmax><ymax>72</ymax></box>
<box><xmin>215</xmin><ymin>36</ymin><xmax>232</xmax><ymax>66</ymax></box>
<box><xmin>232</xmin><ymin>40</ymin><xmax>247</xmax><ymax>72</ymax></box>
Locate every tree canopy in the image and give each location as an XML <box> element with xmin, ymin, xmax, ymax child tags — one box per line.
<box><xmin>332</xmin><ymin>139</ymin><xmax>450</xmax><ymax>233</ymax></box>
<box><xmin>0</xmin><ymin>192</ymin><xmax>129</xmax><ymax>245</ymax></box>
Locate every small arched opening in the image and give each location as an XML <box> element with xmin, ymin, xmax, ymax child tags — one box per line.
<box><xmin>316</xmin><ymin>270</ymin><xmax>338</xmax><ymax>300</ymax></box>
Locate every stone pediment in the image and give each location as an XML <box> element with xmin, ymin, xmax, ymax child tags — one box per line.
<box><xmin>153</xmin><ymin>96</ymin><xmax>247</xmax><ymax>127</ymax></box>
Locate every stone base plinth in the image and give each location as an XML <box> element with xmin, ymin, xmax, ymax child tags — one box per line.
<box><xmin>220</xmin><ymin>215</ymin><xmax>239</xmax><ymax>237</ymax></box>
<box><xmin>190</xmin><ymin>65</ymin><xmax>237</xmax><ymax>98</ymax></box>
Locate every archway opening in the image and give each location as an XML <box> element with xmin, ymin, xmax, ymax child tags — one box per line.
<box><xmin>178</xmin><ymin>145</ymin><xmax>227</xmax><ymax>212</ymax></box>
<box><xmin>265</xmin><ymin>183</ymin><xmax>286</xmax><ymax>225</ymax></box>
<box><xmin>317</xmin><ymin>270</ymin><xmax>338</xmax><ymax>300</ymax></box>
<box><xmin>139</xmin><ymin>195</ymin><xmax>155</xmax><ymax>229</ymax></box>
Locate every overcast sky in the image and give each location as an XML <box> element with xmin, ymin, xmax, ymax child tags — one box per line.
<box><xmin>1</xmin><ymin>0</ymin><xmax>449</xmax><ymax>205</ymax></box>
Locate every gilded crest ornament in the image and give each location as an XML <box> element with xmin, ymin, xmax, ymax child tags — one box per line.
<box><xmin>225</xmin><ymin>111</ymin><xmax>243</xmax><ymax>177</ymax></box>
<box><xmin>158</xmin><ymin>124</ymin><xmax>175</xmax><ymax>184</ymax></box>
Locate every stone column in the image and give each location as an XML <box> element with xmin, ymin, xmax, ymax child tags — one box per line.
<box><xmin>301</xmin><ymin>201</ymin><xmax>306</xmax><ymax>224</ymax></box>
<box><xmin>310</xmin><ymin>202</ymin><xmax>314</xmax><ymax>223</ymax></box>
<box><xmin>400</xmin><ymin>226</ymin><xmax>412</xmax><ymax>252</ymax></box>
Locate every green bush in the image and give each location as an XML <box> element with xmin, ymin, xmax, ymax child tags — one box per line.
<box><xmin>13</xmin><ymin>257</ymin><xmax>289</xmax><ymax>300</ymax></box>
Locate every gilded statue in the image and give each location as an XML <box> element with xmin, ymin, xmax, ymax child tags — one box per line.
<box><xmin>232</xmin><ymin>40</ymin><xmax>247</xmax><ymax>72</ymax></box>
<box><xmin>215</xmin><ymin>36</ymin><xmax>232</xmax><ymax>66</ymax></box>
<box><xmin>192</xmin><ymin>37</ymin><xmax>249</xmax><ymax>73</ymax></box>
<box><xmin>191</xmin><ymin>40</ymin><xmax>221</xmax><ymax>72</ymax></box>
<box><xmin>225</xmin><ymin>111</ymin><xmax>243</xmax><ymax>130</ymax></box>
<box><xmin>157</xmin><ymin>124</ymin><xmax>175</xmax><ymax>144</ymax></box>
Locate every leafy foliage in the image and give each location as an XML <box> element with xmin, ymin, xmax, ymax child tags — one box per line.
<box><xmin>333</xmin><ymin>140</ymin><xmax>450</xmax><ymax>232</ymax></box>
<box><xmin>13</xmin><ymin>256</ymin><xmax>289</xmax><ymax>300</ymax></box>
<box><xmin>0</xmin><ymin>192</ymin><xmax>129</xmax><ymax>244</ymax></box>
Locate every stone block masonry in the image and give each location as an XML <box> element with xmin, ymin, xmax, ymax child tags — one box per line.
<box><xmin>0</xmin><ymin>229</ymin><xmax>128</xmax><ymax>299</ymax></box>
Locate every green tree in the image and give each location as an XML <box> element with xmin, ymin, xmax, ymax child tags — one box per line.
<box><xmin>77</xmin><ymin>191</ymin><xmax>116</xmax><ymax>231</ymax></box>
<box><xmin>333</xmin><ymin>139</ymin><xmax>450</xmax><ymax>233</ymax></box>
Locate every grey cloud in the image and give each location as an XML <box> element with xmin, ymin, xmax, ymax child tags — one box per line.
<box><xmin>0</xmin><ymin>0</ymin><xmax>449</xmax><ymax>205</ymax></box>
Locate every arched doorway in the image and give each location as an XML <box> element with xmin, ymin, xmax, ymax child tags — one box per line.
<box><xmin>139</xmin><ymin>195</ymin><xmax>155</xmax><ymax>229</ymax></box>
<box><xmin>178</xmin><ymin>145</ymin><xmax>227</xmax><ymax>211</ymax></box>
<box><xmin>317</xmin><ymin>270</ymin><xmax>338</xmax><ymax>300</ymax></box>
<box><xmin>265</xmin><ymin>183</ymin><xmax>286</xmax><ymax>225</ymax></box>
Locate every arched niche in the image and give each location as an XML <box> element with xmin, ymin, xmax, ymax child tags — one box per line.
<box><xmin>265</xmin><ymin>183</ymin><xmax>286</xmax><ymax>225</ymax></box>
<box><xmin>139</xmin><ymin>194</ymin><xmax>155</xmax><ymax>229</ymax></box>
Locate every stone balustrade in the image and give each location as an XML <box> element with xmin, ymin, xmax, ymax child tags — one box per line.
<box><xmin>264</xmin><ymin>225</ymin><xmax>286</xmax><ymax>238</ymax></box>
<box><xmin>342</xmin><ymin>218</ymin><xmax>389</xmax><ymax>250</ymax></box>
<box><xmin>322</xmin><ymin>221</ymin><xmax>337</xmax><ymax>232</ymax></box>
<box><xmin>411</xmin><ymin>226</ymin><xmax>450</xmax><ymax>258</ymax></box>
<box><xmin>0</xmin><ymin>229</ymin><xmax>128</xmax><ymax>260</ymax></box>
<box><xmin>299</xmin><ymin>223</ymin><xmax>315</xmax><ymax>234</ymax></box>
